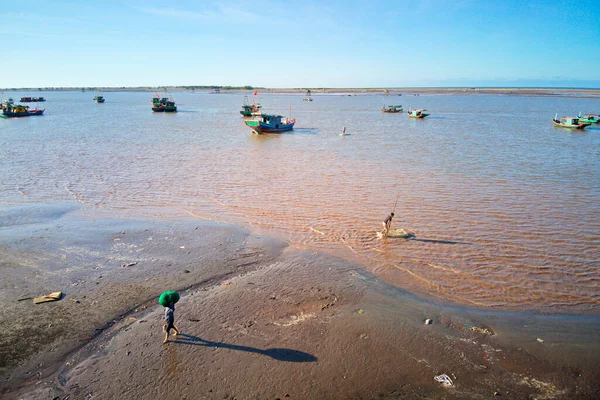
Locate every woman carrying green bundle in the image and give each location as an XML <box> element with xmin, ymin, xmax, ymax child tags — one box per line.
<box><xmin>159</xmin><ymin>290</ymin><xmax>181</xmax><ymax>343</ymax></box>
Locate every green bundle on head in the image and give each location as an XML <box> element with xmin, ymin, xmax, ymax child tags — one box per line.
<box><xmin>158</xmin><ymin>290</ymin><xmax>180</xmax><ymax>307</ymax></box>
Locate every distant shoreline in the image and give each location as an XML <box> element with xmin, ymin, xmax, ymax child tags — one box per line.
<box><xmin>2</xmin><ymin>86</ymin><xmax>600</xmax><ymax>97</ymax></box>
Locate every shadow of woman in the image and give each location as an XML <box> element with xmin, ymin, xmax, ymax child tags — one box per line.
<box><xmin>172</xmin><ymin>333</ymin><xmax>317</xmax><ymax>363</ymax></box>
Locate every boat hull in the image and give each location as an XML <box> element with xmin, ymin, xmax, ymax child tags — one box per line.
<box><xmin>552</xmin><ymin>120</ymin><xmax>589</xmax><ymax>129</ymax></box>
<box><xmin>382</xmin><ymin>109</ymin><xmax>402</xmax><ymax>113</ymax></box>
<box><xmin>245</xmin><ymin>120</ymin><xmax>295</xmax><ymax>134</ymax></box>
<box><xmin>2</xmin><ymin>111</ymin><xmax>30</xmax><ymax>117</ymax></box>
<box><xmin>152</xmin><ymin>107</ymin><xmax>165</xmax><ymax>112</ymax></box>
<box><xmin>29</xmin><ymin>109</ymin><xmax>45</xmax><ymax>116</ymax></box>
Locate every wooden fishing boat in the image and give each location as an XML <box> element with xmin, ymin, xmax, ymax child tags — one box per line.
<box><xmin>578</xmin><ymin>112</ymin><xmax>599</xmax><ymax>124</ymax></box>
<box><xmin>94</xmin><ymin>95</ymin><xmax>105</xmax><ymax>103</ymax></box>
<box><xmin>164</xmin><ymin>100</ymin><xmax>177</xmax><ymax>112</ymax></box>
<box><xmin>2</xmin><ymin>104</ymin><xmax>31</xmax><ymax>117</ymax></box>
<box><xmin>20</xmin><ymin>97</ymin><xmax>45</xmax><ymax>102</ymax></box>
<box><xmin>245</xmin><ymin>114</ymin><xmax>295</xmax><ymax>134</ymax></box>
<box><xmin>552</xmin><ymin>114</ymin><xmax>590</xmax><ymax>129</ymax></box>
<box><xmin>240</xmin><ymin>95</ymin><xmax>261</xmax><ymax>116</ymax></box>
<box><xmin>151</xmin><ymin>95</ymin><xmax>164</xmax><ymax>112</ymax></box>
<box><xmin>407</xmin><ymin>108</ymin><xmax>429</xmax><ymax>118</ymax></box>
<box><xmin>381</xmin><ymin>105</ymin><xmax>403</xmax><ymax>113</ymax></box>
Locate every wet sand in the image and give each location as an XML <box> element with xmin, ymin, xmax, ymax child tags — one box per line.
<box><xmin>1</xmin><ymin>204</ymin><xmax>600</xmax><ymax>399</ymax></box>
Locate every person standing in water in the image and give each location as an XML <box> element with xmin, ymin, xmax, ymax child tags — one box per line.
<box><xmin>163</xmin><ymin>303</ymin><xmax>180</xmax><ymax>343</ymax></box>
<box><xmin>381</xmin><ymin>212</ymin><xmax>394</xmax><ymax>238</ymax></box>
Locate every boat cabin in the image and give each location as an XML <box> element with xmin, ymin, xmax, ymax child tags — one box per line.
<box><xmin>556</xmin><ymin>117</ymin><xmax>579</xmax><ymax>125</ymax></box>
<box><xmin>261</xmin><ymin>114</ymin><xmax>285</xmax><ymax>125</ymax></box>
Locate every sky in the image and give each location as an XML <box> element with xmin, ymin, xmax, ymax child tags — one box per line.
<box><xmin>1</xmin><ymin>0</ymin><xmax>600</xmax><ymax>88</ymax></box>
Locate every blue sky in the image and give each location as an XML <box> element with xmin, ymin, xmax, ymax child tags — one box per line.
<box><xmin>2</xmin><ymin>0</ymin><xmax>599</xmax><ymax>88</ymax></box>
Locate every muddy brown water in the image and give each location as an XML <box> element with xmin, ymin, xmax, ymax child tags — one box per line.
<box><xmin>1</xmin><ymin>90</ymin><xmax>599</xmax><ymax>312</ymax></box>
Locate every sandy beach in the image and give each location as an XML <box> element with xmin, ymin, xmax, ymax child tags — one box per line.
<box><xmin>1</xmin><ymin>204</ymin><xmax>599</xmax><ymax>399</ymax></box>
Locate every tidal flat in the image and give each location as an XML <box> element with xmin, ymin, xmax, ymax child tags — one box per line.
<box><xmin>1</xmin><ymin>205</ymin><xmax>599</xmax><ymax>399</ymax></box>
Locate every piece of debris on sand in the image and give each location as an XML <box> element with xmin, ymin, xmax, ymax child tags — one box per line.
<box><xmin>33</xmin><ymin>291</ymin><xmax>63</xmax><ymax>304</ymax></box>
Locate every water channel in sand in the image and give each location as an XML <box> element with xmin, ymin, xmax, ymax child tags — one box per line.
<box><xmin>1</xmin><ymin>90</ymin><xmax>599</xmax><ymax>312</ymax></box>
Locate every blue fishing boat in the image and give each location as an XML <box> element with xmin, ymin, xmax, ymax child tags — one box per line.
<box><xmin>245</xmin><ymin>114</ymin><xmax>295</xmax><ymax>134</ymax></box>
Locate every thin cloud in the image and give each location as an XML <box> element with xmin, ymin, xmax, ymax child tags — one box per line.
<box><xmin>139</xmin><ymin>5</ymin><xmax>262</xmax><ymax>23</ymax></box>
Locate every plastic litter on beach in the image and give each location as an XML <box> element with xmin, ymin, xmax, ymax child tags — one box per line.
<box><xmin>434</xmin><ymin>374</ymin><xmax>454</xmax><ymax>387</ymax></box>
<box><xmin>537</xmin><ymin>338</ymin><xmax>544</xmax><ymax>343</ymax></box>
<box><xmin>425</xmin><ymin>319</ymin><xmax>433</xmax><ymax>325</ymax></box>
<box><xmin>33</xmin><ymin>291</ymin><xmax>63</xmax><ymax>304</ymax></box>
<box><xmin>121</xmin><ymin>262</ymin><xmax>137</xmax><ymax>268</ymax></box>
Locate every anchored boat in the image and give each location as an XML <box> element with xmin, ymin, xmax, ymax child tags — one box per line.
<box><xmin>240</xmin><ymin>95</ymin><xmax>262</xmax><ymax>116</ymax></box>
<box><xmin>381</xmin><ymin>105</ymin><xmax>403</xmax><ymax>113</ymax></box>
<box><xmin>577</xmin><ymin>112</ymin><xmax>599</xmax><ymax>124</ymax></box>
<box><xmin>552</xmin><ymin>114</ymin><xmax>590</xmax><ymax>129</ymax></box>
<box><xmin>20</xmin><ymin>97</ymin><xmax>45</xmax><ymax>102</ymax></box>
<box><xmin>245</xmin><ymin>114</ymin><xmax>295</xmax><ymax>134</ymax></box>
<box><xmin>1</xmin><ymin>103</ymin><xmax>43</xmax><ymax>118</ymax></box>
<box><xmin>152</xmin><ymin>95</ymin><xmax>165</xmax><ymax>112</ymax></box>
<box><xmin>407</xmin><ymin>108</ymin><xmax>429</xmax><ymax>118</ymax></box>
<box><xmin>152</xmin><ymin>95</ymin><xmax>177</xmax><ymax>112</ymax></box>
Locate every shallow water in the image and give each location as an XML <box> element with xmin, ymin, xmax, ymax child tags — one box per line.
<box><xmin>1</xmin><ymin>90</ymin><xmax>599</xmax><ymax>312</ymax></box>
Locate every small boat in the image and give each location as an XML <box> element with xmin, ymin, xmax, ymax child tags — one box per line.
<box><xmin>151</xmin><ymin>95</ymin><xmax>165</xmax><ymax>112</ymax></box>
<box><xmin>20</xmin><ymin>97</ymin><xmax>45</xmax><ymax>102</ymax></box>
<box><xmin>245</xmin><ymin>114</ymin><xmax>295</xmax><ymax>134</ymax></box>
<box><xmin>240</xmin><ymin>95</ymin><xmax>262</xmax><ymax>116</ymax></box>
<box><xmin>1</xmin><ymin>99</ymin><xmax>14</xmax><ymax>111</ymax></box>
<box><xmin>94</xmin><ymin>95</ymin><xmax>105</xmax><ymax>103</ymax></box>
<box><xmin>552</xmin><ymin>114</ymin><xmax>590</xmax><ymax>129</ymax></box>
<box><xmin>164</xmin><ymin>99</ymin><xmax>177</xmax><ymax>112</ymax></box>
<box><xmin>28</xmin><ymin>108</ymin><xmax>45</xmax><ymax>116</ymax></box>
<box><xmin>303</xmin><ymin>89</ymin><xmax>313</xmax><ymax>102</ymax></box>
<box><xmin>578</xmin><ymin>112</ymin><xmax>599</xmax><ymax>124</ymax></box>
<box><xmin>381</xmin><ymin>105</ymin><xmax>403</xmax><ymax>113</ymax></box>
<box><xmin>407</xmin><ymin>108</ymin><xmax>429</xmax><ymax>118</ymax></box>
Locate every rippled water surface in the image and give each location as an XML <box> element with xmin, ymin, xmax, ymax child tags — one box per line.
<box><xmin>1</xmin><ymin>91</ymin><xmax>599</xmax><ymax>312</ymax></box>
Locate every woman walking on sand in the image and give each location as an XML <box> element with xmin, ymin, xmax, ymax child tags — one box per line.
<box><xmin>163</xmin><ymin>302</ymin><xmax>180</xmax><ymax>343</ymax></box>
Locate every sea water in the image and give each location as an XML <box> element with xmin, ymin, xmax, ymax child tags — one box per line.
<box><xmin>1</xmin><ymin>90</ymin><xmax>599</xmax><ymax>312</ymax></box>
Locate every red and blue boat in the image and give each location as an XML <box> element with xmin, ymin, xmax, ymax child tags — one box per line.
<box><xmin>20</xmin><ymin>97</ymin><xmax>45</xmax><ymax>102</ymax></box>
<box><xmin>244</xmin><ymin>114</ymin><xmax>295</xmax><ymax>134</ymax></box>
